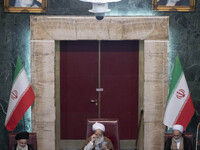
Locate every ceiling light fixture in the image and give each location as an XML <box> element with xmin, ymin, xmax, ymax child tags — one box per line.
<box><xmin>80</xmin><ymin>0</ymin><xmax>121</xmax><ymax>20</ymax></box>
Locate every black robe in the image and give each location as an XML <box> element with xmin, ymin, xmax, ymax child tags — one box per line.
<box><xmin>164</xmin><ymin>136</ymin><xmax>193</xmax><ymax>150</ymax></box>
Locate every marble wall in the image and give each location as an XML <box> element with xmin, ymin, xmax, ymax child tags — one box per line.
<box><xmin>0</xmin><ymin>0</ymin><xmax>200</xmax><ymax>150</ymax></box>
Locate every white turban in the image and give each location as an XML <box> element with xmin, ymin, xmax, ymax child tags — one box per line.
<box><xmin>172</xmin><ymin>124</ymin><xmax>184</xmax><ymax>133</ymax></box>
<box><xmin>92</xmin><ymin>122</ymin><xmax>105</xmax><ymax>132</ymax></box>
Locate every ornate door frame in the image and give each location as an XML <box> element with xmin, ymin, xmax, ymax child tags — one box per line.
<box><xmin>30</xmin><ymin>16</ymin><xmax>169</xmax><ymax>150</ymax></box>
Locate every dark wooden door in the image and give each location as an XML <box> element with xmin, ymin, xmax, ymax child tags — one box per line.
<box><xmin>101</xmin><ymin>41</ymin><xmax>138</xmax><ymax>139</ymax></box>
<box><xmin>60</xmin><ymin>40</ymin><xmax>139</xmax><ymax>139</ymax></box>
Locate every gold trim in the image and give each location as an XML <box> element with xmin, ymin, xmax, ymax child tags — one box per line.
<box><xmin>4</xmin><ymin>0</ymin><xmax>47</xmax><ymax>13</ymax></box>
<box><xmin>152</xmin><ymin>0</ymin><xmax>195</xmax><ymax>11</ymax></box>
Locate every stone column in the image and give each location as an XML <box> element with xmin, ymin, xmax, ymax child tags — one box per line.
<box><xmin>31</xmin><ymin>40</ymin><xmax>56</xmax><ymax>150</ymax></box>
<box><xmin>143</xmin><ymin>40</ymin><xmax>168</xmax><ymax>150</ymax></box>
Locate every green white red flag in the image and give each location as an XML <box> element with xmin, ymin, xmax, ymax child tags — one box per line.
<box><xmin>5</xmin><ymin>57</ymin><xmax>35</xmax><ymax>131</ymax></box>
<box><xmin>163</xmin><ymin>56</ymin><xmax>195</xmax><ymax>130</ymax></box>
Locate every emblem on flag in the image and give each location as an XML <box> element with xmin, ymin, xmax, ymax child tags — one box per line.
<box><xmin>176</xmin><ymin>89</ymin><xmax>185</xmax><ymax>99</ymax></box>
<box><xmin>11</xmin><ymin>90</ymin><xmax>18</xmax><ymax>100</ymax></box>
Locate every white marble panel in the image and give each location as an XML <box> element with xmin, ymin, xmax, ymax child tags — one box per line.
<box><xmin>144</xmin><ymin>81</ymin><xmax>168</xmax><ymax>123</ymax></box>
<box><xmin>30</xmin><ymin>16</ymin><xmax>169</xmax><ymax>40</ymax></box>
<box><xmin>144</xmin><ymin>40</ymin><xmax>168</xmax><ymax>82</ymax></box>
<box><xmin>144</xmin><ymin>123</ymin><xmax>165</xmax><ymax>150</ymax></box>
<box><xmin>32</xmin><ymin>122</ymin><xmax>55</xmax><ymax>150</ymax></box>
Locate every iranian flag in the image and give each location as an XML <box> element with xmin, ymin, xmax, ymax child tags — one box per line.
<box><xmin>5</xmin><ymin>57</ymin><xmax>35</xmax><ymax>131</ymax></box>
<box><xmin>163</xmin><ymin>56</ymin><xmax>195</xmax><ymax>130</ymax></box>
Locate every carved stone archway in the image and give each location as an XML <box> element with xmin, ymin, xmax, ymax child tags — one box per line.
<box><xmin>30</xmin><ymin>16</ymin><xmax>169</xmax><ymax>150</ymax></box>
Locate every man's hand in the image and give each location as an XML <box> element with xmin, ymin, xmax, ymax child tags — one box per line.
<box><xmin>90</xmin><ymin>134</ymin><xmax>96</xmax><ymax>142</ymax></box>
<box><xmin>101</xmin><ymin>145</ymin><xmax>109</xmax><ymax>150</ymax></box>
